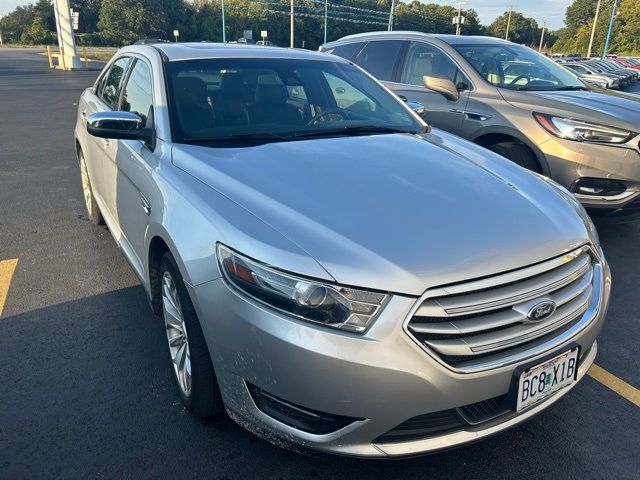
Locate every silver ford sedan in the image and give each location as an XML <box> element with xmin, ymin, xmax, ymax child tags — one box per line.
<box><xmin>75</xmin><ymin>43</ymin><xmax>610</xmax><ymax>458</ymax></box>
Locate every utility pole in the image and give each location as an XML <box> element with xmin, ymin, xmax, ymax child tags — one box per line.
<box><xmin>388</xmin><ymin>0</ymin><xmax>395</xmax><ymax>32</ymax></box>
<box><xmin>290</xmin><ymin>0</ymin><xmax>294</xmax><ymax>48</ymax></box>
<box><xmin>602</xmin><ymin>0</ymin><xmax>619</xmax><ymax>60</ymax></box>
<box><xmin>323</xmin><ymin>0</ymin><xmax>328</xmax><ymax>44</ymax></box>
<box><xmin>221</xmin><ymin>0</ymin><xmax>226</xmax><ymax>43</ymax></box>
<box><xmin>505</xmin><ymin>6</ymin><xmax>512</xmax><ymax>41</ymax></box>
<box><xmin>587</xmin><ymin>0</ymin><xmax>601</xmax><ymax>58</ymax></box>
<box><xmin>0</xmin><ymin>16</ymin><xmax>4</xmax><ymax>47</ymax></box>
<box><xmin>455</xmin><ymin>1</ymin><xmax>463</xmax><ymax>35</ymax></box>
<box><xmin>538</xmin><ymin>18</ymin><xmax>546</xmax><ymax>52</ymax></box>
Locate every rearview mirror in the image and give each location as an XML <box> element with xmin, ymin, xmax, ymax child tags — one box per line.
<box><xmin>422</xmin><ymin>75</ymin><xmax>459</xmax><ymax>101</ymax></box>
<box><xmin>86</xmin><ymin>111</ymin><xmax>154</xmax><ymax>143</ymax></box>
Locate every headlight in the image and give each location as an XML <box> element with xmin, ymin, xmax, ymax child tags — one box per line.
<box><xmin>535</xmin><ymin>175</ymin><xmax>601</xmax><ymax>253</ymax></box>
<box><xmin>533</xmin><ymin>113</ymin><xmax>636</xmax><ymax>144</ymax></box>
<box><xmin>217</xmin><ymin>245</ymin><xmax>389</xmax><ymax>333</ymax></box>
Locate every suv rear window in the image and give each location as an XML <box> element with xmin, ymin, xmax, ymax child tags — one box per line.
<box><xmin>353</xmin><ymin>40</ymin><xmax>406</xmax><ymax>82</ymax></box>
<box><xmin>328</xmin><ymin>42</ymin><xmax>364</xmax><ymax>61</ymax></box>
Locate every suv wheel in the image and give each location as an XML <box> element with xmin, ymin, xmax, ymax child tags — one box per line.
<box><xmin>160</xmin><ymin>252</ymin><xmax>224</xmax><ymax>417</ymax></box>
<box><xmin>487</xmin><ymin>142</ymin><xmax>541</xmax><ymax>173</ymax></box>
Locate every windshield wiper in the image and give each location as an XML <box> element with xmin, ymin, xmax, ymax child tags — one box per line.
<box><xmin>182</xmin><ymin>132</ymin><xmax>292</xmax><ymax>144</ymax></box>
<box><xmin>292</xmin><ymin>125</ymin><xmax>422</xmax><ymax>138</ymax></box>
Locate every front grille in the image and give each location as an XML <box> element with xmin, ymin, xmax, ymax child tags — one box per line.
<box><xmin>407</xmin><ymin>246</ymin><xmax>596</xmax><ymax>368</ymax></box>
<box><xmin>457</xmin><ymin>396</ymin><xmax>509</xmax><ymax>425</ymax></box>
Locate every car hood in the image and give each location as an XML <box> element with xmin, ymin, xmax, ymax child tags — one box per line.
<box><xmin>172</xmin><ymin>131</ymin><xmax>588</xmax><ymax>295</ymax></box>
<box><xmin>500</xmin><ymin>88</ymin><xmax>640</xmax><ymax>133</ymax></box>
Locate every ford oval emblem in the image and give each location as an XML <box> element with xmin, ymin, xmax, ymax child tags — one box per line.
<box><xmin>527</xmin><ymin>301</ymin><xmax>556</xmax><ymax>321</ymax></box>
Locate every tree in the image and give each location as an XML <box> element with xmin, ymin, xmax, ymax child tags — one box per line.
<box><xmin>488</xmin><ymin>11</ymin><xmax>540</xmax><ymax>46</ymax></box>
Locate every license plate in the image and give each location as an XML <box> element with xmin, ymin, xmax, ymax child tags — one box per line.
<box><xmin>516</xmin><ymin>348</ymin><xmax>579</xmax><ymax>412</ymax></box>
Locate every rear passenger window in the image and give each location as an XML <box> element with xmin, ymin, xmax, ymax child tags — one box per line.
<box><xmin>328</xmin><ymin>42</ymin><xmax>364</xmax><ymax>61</ymax></box>
<box><xmin>100</xmin><ymin>57</ymin><xmax>130</xmax><ymax>109</ymax></box>
<box><xmin>120</xmin><ymin>59</ymin><xmax>153</xmax><ymax>125</ymax></box>
<box><xmin>353</xmin><ymin>40</ymin><xmax>406</xmax><ymax>82</ymax></box>
<box><xmin>401</xmin><ymin>42</ymin><xmax>469</xmax><ymax>89</ymax></box>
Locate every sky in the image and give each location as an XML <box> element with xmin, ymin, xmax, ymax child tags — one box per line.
<box><xmin>1</xmin><ymin>0</ymin><xmax>572</xmax><ymax>30</ymax></box>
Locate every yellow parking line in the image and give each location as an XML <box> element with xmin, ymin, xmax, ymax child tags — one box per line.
<box><xmin>588</xmin><ymin>364</ymin><xmax>640</xmax><ymax>408</ymax></box>
<box><xmin>0</xmin><ymin>259</ymin><xmax>18</xmax><ymax>318</ymax></box>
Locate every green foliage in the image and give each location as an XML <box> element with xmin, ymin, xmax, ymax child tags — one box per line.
<box><xmin>0</xmin><ymin>0</ymin><xmax>635</xmax><ymax>55</ymax></box>
<box><xmin>553</xmin><ymin>0</ymin><xmax>638</xmax><ymax>56</ymax></box>
<box><xmin>488</xmin><ymin>10</ymin><xmax>540</xmax><ymax>46</ymax></box>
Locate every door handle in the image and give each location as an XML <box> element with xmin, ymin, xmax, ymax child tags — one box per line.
<box><xmin>140</xmin><ymin>194</ymin><xmax>151</xmax><ymax>216</ymax></box>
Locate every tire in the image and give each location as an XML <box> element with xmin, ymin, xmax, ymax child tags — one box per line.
<box><xmin>160</xmin><ymin>251</ymin><xmax>224</xmax><ymax>417</ymax></box>
<box><xmin>487</xmin><ymin>141</ymin><xmax>541</xmax><ymax>173</ymax></box>
<box><xmin>78</xmin><ymin>150</ymin><xmax>104</xmax><ymax>225</ymax></box>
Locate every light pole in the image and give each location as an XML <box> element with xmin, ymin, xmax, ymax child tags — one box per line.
<box><xmin>538</xmin><ymin>18</ymin><xmax>546</xmax><ymax>53</ymax></box>
<box><xmin>505</xmin><ymin>6</ymin><xmax>512</xmax><ymax>41</ymax></box>
<box><xmin>221</xmin><ymin>0</ymin><xmax>226</xmax><ymax>43</ymax></box>
<box><xmin>388</xmin><ymin>0</ymin><xmax>395</xmax><ymax>32</ymax></box>
<box><xmin>290</xmin><ymin>0</ymin><xmax>294</xmax><ymax>48</ymax></box>
<box><xmin>455</xmin><ymin>1</ymin><xmax>462</xmax><ymax>36</ymax></box>
<box><xmin>0</xmin><ymin>16</ymin><xmax>4</xmax><ymax>47</ymax></box>
<box><xmin>587</xmin><ymin>0</ymin><xmax>601</xmax><ymax>58</ymax></box>
<box><xmin>323</xmin><ymin>0</ymin><xmax>328</xmax><ymax>44</ymax></box>
<box><xmin>602</xmin><ymin>0</ymin><xmax>619</xmax><ymax>60</ymax></box>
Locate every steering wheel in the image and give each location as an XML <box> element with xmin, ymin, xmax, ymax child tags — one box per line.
<box><xmin>509</xmin><ymin>75</ymin><xmax>530</xmax><ymax>86</ymax></box>
<box><xmin>307</xmin><ymin>108</ymin><xmax>348</xmax><ymax>125</ymax></box>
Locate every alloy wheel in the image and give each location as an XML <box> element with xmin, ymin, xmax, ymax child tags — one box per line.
<box><xmin>162</xmin><ymin>271</ymin><xmax>192</xmax><ymax>398</ymax></box>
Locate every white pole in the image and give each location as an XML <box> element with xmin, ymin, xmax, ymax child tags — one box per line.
<box><xmin>0</xmin><ymin>16</ymin><xmax>4</xmax><ymax>47</ymax></box>
<box><xmin>290</xmin><ymin>0</ymin><xmax>294</xmax><ymax>48</ymax></box>
<box><xmin>221</xmin><ymin>0</ymin><xmax>227</xmax><ymax>43</ymax></box>
<box><xmin>587</xmin><ymin>0</ymin><xmax>601</xmax><ymax>58</ymax></box>
<box><xmin>323</xmin><ymin>0</ymin><xmax>328</xmax><ymax>44</ymax></box>
<box><xmin>455</xmin><ymin>1</ymin><xmax>462</xmax><ymax>36</ymax></box>
<box><xmin>388</xmin><ymin>0</ymin><xmax>395</xmax><ymax>31</ymax></box>
<box><xmin>538</xmin><ymin>18</ymin><xmax>546</xmax><ymax>52</ymax></box>
<box><xmin>505</xmin><ymin>6</ymin><xmax>512</xmax><ymax>41</ymax></box>
<box><xmin>53</xmin><ymin>0</ymin><xmax>81</xmax><ymax>69</ymax></box>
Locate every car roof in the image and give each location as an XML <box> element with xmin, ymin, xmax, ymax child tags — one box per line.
<box><xmin>324</xmin><ymin>31</ymin><xmax>513</xmax><ymax>47</ymax></box>
<box><xmin>126</xmin><ymin>42</ymin><xmax>341</xmax><ymax>62</ymax></box>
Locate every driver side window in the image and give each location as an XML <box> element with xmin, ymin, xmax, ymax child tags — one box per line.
<box><xmin>99</xmin><ymin>57</ymin><xmax>130</xmax><ymax>109</ymax></box>
<box><xmin>401</xmin><ymin>42</ymin><xmax>468</xmax><ymax>90</ymax></box>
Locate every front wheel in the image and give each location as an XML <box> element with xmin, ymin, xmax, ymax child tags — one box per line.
<box><xmin>486</xmin><ymin>142</ymin><xmax>541</xmax><ymax>173</ymax></box>
<box><xmin>79</xmin><ymin>150</ymin><xmax>104</xmax><ymax>225</ymax></box>
<box><xmin>160</xmin><ymin>252</ymin><xmax>224</xmax><ymax>417</ymax></box>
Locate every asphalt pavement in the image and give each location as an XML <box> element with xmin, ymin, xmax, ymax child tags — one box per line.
<box><xmin>1</xmin><ymin>48</ymin><xmax>639</xmax><ymax>479</ymax></box>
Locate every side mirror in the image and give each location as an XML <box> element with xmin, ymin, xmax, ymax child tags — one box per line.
<box><xmin>86</xmin><ymin>111</ymin><xmax>154</xmax><ymax>143</ymax></box>
<box><xmin>422</xmin><ymin>75</ymin><xmax>459</xmax><ymax>101</ymax></box>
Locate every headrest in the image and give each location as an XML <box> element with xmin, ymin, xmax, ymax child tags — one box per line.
<box><xmin>255</xmin><ymin>84</ymin><xmax>288</xmax><ymax>104</ymax></box>
<box><xmin>175</xmin><ymin>76</ymin><xmax>207</xmax><ymax>101</ymax></box>
<box><xmin>220</xmin><ymin>72</ymin><xmax>245</xmax><ymax>95</ymax></box>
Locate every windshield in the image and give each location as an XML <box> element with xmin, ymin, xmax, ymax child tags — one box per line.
<box><xmin>165</xmin><ymin>58</ymin><xmax>423</xmax><ymax>143</ymax></box>
<box><xmin>453</xmin><ymin>43</ymin><xmax>586</xmax><ymax>91</ymax></box>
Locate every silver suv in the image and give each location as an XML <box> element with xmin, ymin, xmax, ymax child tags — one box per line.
<box><xmin>75</xmin><ymin>43</ymin><xmax>610</xmax><ymax>458</ymax></box>
<box><xmin>322</xmin><ymin>32</ymin><xmax>640</xmax><ymax>221</ymax></box>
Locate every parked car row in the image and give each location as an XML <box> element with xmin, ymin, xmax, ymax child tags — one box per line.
<box><xmin>557</xmin><ymin>57</ymin><xmax>640</xmax><ymax>89</ymax></box>
<box><xmin>75</xmin><ymin>36</ymin><xmax>622</xmax><ymax>459</ymax></box>
<box><xmin>322</xmin><ymin>32</ymin><xmax>640</xmax><ymax>222</ymax></box>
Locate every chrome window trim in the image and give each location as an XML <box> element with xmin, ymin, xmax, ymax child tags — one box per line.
<box><xmin>402</xmin><ymin>245</ymin><xmax>603</xmax><ymax>374</ymax></box>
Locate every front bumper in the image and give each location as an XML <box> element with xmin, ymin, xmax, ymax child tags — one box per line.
<box><xmin>189</xmin><ymin>259</ymin><xmax>610</xmax><ymax>458</ymax></box>
<box><xmin>538</xmin><ymin>135</ymin><xmax>640</xmax><ymax>216</ymax></box>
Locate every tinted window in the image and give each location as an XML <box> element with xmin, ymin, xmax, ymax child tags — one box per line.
<box><xmin>101</xmin><ymin>57</ymin><xmax>130</xmax><ymax>109</ymax></box>
<box><xmin>354</xmin><ymin>40</ymin><xmax>405</xmax><ymax>81</ymax></box>
<box><xmin>121</xmin><ymin>59</ymin><xmax>153</xmax><ymax>124</ymax></box>
<box><xmin>165</xmin><ymin>58</ymin><xmax>422</xmax><ymax>142</ymax></box>
<box><xmin>401</xmin><ymin>42</ymin><xmax>469</xmax><ymax>89</ymax></box>
<box><xmin>329</xmin><ymin>42</ymin><xmax>364</xmax><ymax>61</ymax></box>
